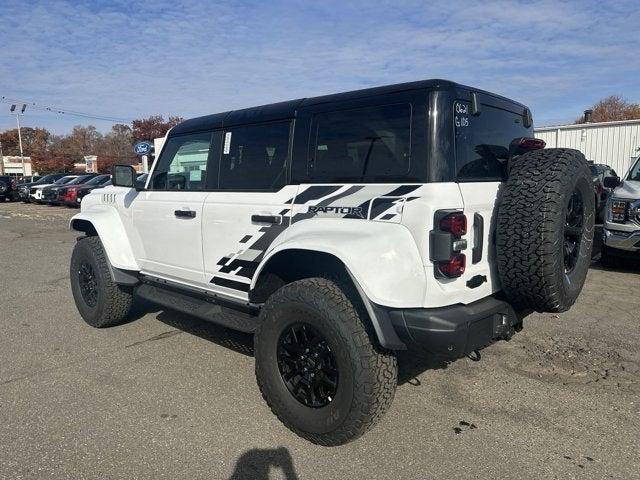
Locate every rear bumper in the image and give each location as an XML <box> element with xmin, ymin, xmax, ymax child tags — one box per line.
<box><xmin>374</xmin><ymin>295</ymin><xmax>525</xmax><ymax>357</ymax></box>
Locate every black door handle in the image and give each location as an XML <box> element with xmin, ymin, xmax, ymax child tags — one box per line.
<box><xmin>174</xmin><ymin>209</ymin><xmax>196</xmax><ymax>218</ymax></box>
<box><xmin>251</xmin><ymin>214</ymin><xmax>281</xmax><ymax>224</ymax></box>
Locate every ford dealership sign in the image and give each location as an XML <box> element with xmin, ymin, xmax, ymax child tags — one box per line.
<box><xmin>133</xmin><ymin>141</ymin><xmax>153</xmax><ymax>156</ymax></box>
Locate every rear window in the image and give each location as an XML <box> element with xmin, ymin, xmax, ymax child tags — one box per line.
<box><xmin>454</xmin><ymin>102</ymin><xmax>532</xmax><ymax>181</ymax></box>
<box><xmin>219</xmin><ymin>122</ymin><xmax>290</xmax><ymax>190</ymax></box>
<box><xmin>311</xmin><ymin>103</ymin><xmax>411</xmax><ymax>182</ymax></box>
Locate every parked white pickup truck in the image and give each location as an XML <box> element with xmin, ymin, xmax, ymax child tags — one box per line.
<box><xmin>602</xmin><ymin>156</ymin><xmax>640</xmax><ymax>265</ymax></box>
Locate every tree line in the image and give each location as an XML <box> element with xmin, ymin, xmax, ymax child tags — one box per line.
<box><xmin>0</xmin><ymin>115</ymin><xmax>182</xmax><ymax>174</ymax></box>
<box><xmin>2</xmin><ymin>95</ymin><xmax>638</xmax><ymax>174</ymax></box>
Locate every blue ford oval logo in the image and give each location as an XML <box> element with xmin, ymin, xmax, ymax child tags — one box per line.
<box><xmin>133</xmin><ymin>141</ymin><xmax>153</xmax><ymax>155</ymax></box>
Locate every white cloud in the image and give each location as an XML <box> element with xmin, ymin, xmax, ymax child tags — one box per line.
<box><xmin>0</xmin><ymin>0</ymin><xmax>638</xmax><ymax>133</ymax></box>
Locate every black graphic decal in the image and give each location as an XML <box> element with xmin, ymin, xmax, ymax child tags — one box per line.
<box><xmin>291</xmin><ymin>185</ymin><xmax>341</xmax><ymax>204</ymax></box>
<box><xmin>211</xmin><ymin>276</ymin><xmax>250</xmax><ymax>292</ymax></box>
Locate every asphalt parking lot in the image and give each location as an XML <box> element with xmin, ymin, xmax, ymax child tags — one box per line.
<box><xmin>1</xmin><ymin>201</ymin><xmax>638</xmax><ymax>480</ymax></box>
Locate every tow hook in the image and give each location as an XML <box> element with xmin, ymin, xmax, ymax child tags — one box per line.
<box><xmin>467</xmin><ymin>350</ymin><xmax>481</xmax><ymax>362</ymax></box>
<box><xmin>495</xmin><ymin>313</ymin><xmax>516</xmax><ymax>341</ymax></box>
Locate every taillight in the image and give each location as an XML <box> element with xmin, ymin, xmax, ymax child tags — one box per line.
<box><xmin>439</xmin><ymin>212</ymin><xmax>467</xmax><ymax>237</ymax></box>
<box><xmin>438</xmin><ymin>254</ymin><xmax>466</xmax><ymax>278</ymax></box>
<box><xmin>517</xmin><ymin>137</ymin><xmax>546</xmax><ymax>150</ymax></box>
<box><xmin>430</xmin><ymin>210</ymin><xmax>468</xmax><ymax>278</ymax></box>
<box><xmin>596</xmin><ymin>183</ymin><xmax>604</xmax><ymax>196</ymax></box>
<box><xmin>509</xmin><ymin>137</ymin><xmax>546</xmax><ymax>156</ymax></box>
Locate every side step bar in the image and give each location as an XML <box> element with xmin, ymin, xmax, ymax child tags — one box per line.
<box><xmin>135</xmin><ymin>282</ymin><xmax>259</xmax><ymax>334</ymax></box>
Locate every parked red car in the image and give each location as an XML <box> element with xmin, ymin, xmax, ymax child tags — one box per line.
<box><xmin>59</xmin><ymin>174</ymin><xmax>111</xmax><ymax>207</ymax></box>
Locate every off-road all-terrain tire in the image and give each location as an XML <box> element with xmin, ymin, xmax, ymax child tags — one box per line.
<box><xmin>254</xmin><ymin>277</ymin><xmax>398</xmax><ymax>446</ymax></box>
<box><xmin>70</xmin><ymin>236</ymin><xmax>133</xmax><ymax>327</ymax></box>
<box><xmin>496</xmin><ymin>148</ymin><xmax>595</xmax><ymax>312</ymax></box>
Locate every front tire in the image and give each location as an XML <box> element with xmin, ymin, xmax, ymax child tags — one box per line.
<box><xmin>254</xmin><ymin>277</ymin><xmax>398</xmax><ymax>446</ymax></box>
<box><xmin>70</xmin><ymin>236</ymin><xmax>133</xmax><ymax>327</ymax></box>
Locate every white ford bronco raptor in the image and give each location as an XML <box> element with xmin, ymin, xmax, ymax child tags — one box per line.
<box><xmin>69</xmin><ymin>80</ymin><xmax>594</xmax><ymax>446</ymax></box>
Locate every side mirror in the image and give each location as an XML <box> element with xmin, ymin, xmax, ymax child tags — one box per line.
<box><xmin>603</xmin><ymin>176</ymin><xmax>621</xmax><ymax>189</ymax></box>
<box><xmin>112</xmin><ymin>165</ymin><xmax>136</xmax><ymax>188</ymax></box>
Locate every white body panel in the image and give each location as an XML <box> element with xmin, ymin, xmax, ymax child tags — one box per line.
<box><xmin>72</xmin><ymin>179</ymin><xmax>504</xmax><ymax>309</ymax></box>
<box><xmin>131</xmin><ymin>190</ymin><xmax>208</xmax><ymax>285</ymax></box>
<box><xmin>256</xmin><ymin>217</ymin><xmax>427</xmax><ymax>308</ymax></box>
<box><xmin>70</xmin><ymin>190</ymin><xmax>139</xmax><ymax>271</ymax></box>
<box><xmin>201</xmin><ymin>186</ymin><xmax>298</xmax><ymax>300</ymax></box>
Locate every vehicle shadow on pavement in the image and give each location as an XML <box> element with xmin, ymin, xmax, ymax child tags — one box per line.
<box><xmin>397</xmin><ymin>350</ymin><xmax>450</xmax><ymax>386</ymax></box>
<box><xmin>228</xmin><ymin>447</ymin><xmax>299</xmax><ymax>480</ymax></box>
<box><xmin>154</xmin><ymin>309</ymin><xmax>255</xmax><ymax>356</ymax></box>
<box><xmin>143</xmin><ymin>301</ymin><xmax>452</xmax><ymax>384</ymax></box>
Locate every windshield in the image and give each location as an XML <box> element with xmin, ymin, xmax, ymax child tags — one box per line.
<box><xmin>84</xmin><ymin>175</ymin><xmax>109</xmax><ymax>186</ymax></box>
<box><xmin>35</xmin><ymin>175</ymin><xmax>56</xmax><ymax>184</ymax></box>
<box><xmin>54</xmin><ymin>176</ymin><xmax>74</xmax><ymax>185</ymax></box>
<box><xmin>627</xmin><ymin>157</ymin><xmax>640</xmax><ymax>181</ymax></box>
<box><xmin>67</xmin><ymin>175</ymin><xmax>93</xmax><ymax>185</ymax></box>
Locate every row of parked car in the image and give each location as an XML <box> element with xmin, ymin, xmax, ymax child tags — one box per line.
<box><xmin>0</xmin><ymin>172</ymin><xmax>147</xmax><ymax>207</ymax></box>
<box><xmin>20</xmin><ymin>173</ymin><xmax>113</xmax><ymax>206</ymax></box>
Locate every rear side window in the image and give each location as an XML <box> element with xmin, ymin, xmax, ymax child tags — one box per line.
<box><xmin>454</xmin><ymin>102</ymin><xmax>532</xmax><ymax>181</ymax></box>
<box><xmin>152</xmin><ymin>132</ymin><xmax>212</xmax><ymax>190</ymax></box>
<box><xmin>219</xmin><ymin>122</ymin><xmax>290</xmax><ymax>190</ymax></box>
<box><xmin>311</xmin><ymin>104</ymin><xmax>411</xmax><ymax>182</ymax></box>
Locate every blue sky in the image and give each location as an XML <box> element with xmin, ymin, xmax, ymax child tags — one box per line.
<box><xmin>0</xmin><ymin>0</ymin><xmax>638</xmax><ymax>134</ymax></box>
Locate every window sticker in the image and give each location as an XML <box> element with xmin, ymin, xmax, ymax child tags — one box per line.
<box><xmin>454</xmin><ymin>102</ymin><xmax>469</xmax><ymax>128</ymax></box>
<box><xmin>223</xmin><ymin>132</ymin><xmax>232</xmax><ymax>154</ymax></box>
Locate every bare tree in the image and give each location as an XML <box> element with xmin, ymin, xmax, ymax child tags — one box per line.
<box><xmin>575</xmin><ymin>95</ymin><xmax>640</xmax><ymax>123</ymax></box>
<box><xmin>132</xmin><ymin>115</ymin><xmax>183</xmax><ymax>142</ymax></box>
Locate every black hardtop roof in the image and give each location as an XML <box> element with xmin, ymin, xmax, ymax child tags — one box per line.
<box><xmin>170</xmin><ymin>79</ymin><xmax>527</xmax><ymax>136</ymax></box>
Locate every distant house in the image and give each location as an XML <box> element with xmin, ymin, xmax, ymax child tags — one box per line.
<box><xmin>1</xmin><ymin>155</ymin><xmax>33</xmax><ymax>176</ymax></box>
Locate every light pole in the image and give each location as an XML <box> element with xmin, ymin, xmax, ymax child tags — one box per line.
<box><xmin>10</xmin><ymin>104</ymin><xmax>27</xmax><ymax>178</ymax></box>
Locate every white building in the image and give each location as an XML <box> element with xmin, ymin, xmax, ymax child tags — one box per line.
<box><xmin>535</xmin><ymin>118</ymin><xmax>640</xmax><ymax>176</ymax></box>
<box><xmin>1</xmin><ymin>155</ymin><xmax>33</xmax><ymax>176</ymax></box>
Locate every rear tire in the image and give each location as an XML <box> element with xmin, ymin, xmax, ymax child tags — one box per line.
<box><xmin>254</xmin><ymin>277</ymin><xmax>397</xmax><ymax>446</ymax></box>
<box><xmin>496</xmin><ymin>148</ymin><xmax>595</xmax><ymax>312</ymax></box>
<box><xmin>70</xmin><ymin>236</ymin><xmax>133</xmax><ymax>327</ymax></box>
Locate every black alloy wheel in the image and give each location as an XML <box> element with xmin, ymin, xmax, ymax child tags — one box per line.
<box><xmin>277</xmin><ymin>323</ymin><xmax>339</xmax><ymax>408</ymax></box>
<box><xmin>563</xmin><ymin>188</ymin><xmax>585</xmax><ymax>273</ymax></box>
<box><xmin>78</xmin><ymin>261</ymin><xmax>99</xmax><ymax>307</ymax></box>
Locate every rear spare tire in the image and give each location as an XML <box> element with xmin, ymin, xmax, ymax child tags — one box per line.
<box><xmin>496</xmin><ymin>148</ymin><xmax>594</xmax><ymax>312</ymax></box>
